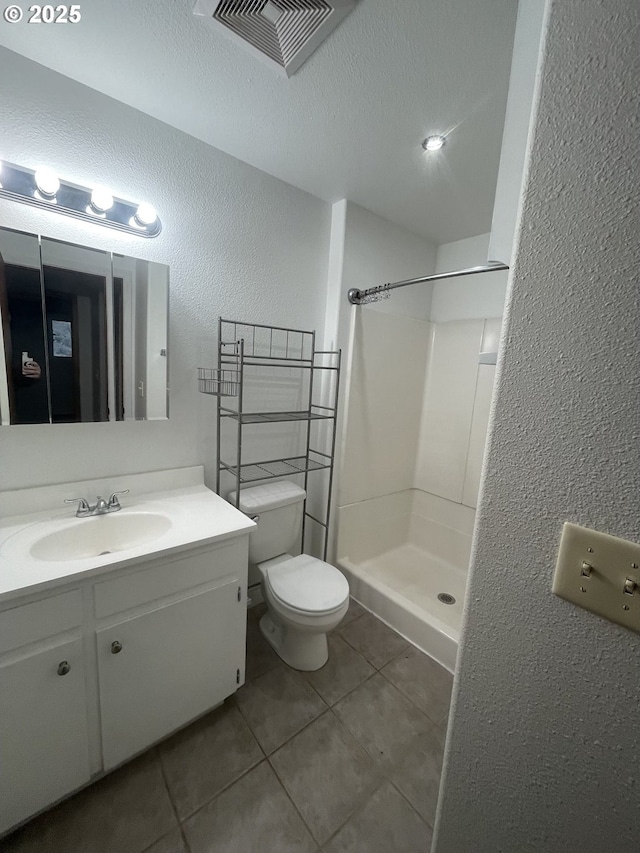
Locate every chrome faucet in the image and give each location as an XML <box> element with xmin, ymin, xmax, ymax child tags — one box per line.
<box><xmin>64</xmin><ymin>490</ymin><xmax>129</xmax><ymax>518</ymax></box>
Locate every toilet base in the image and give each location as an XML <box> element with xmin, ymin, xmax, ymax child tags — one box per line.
<box><xmin>259</xmin><ymin>611</ymin><xmax>328</xmax><ymax>671</ymax></box>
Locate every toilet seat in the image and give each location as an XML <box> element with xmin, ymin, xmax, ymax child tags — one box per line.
<box><xmin>265</xmin><ymin>554</ymin><xmax>349</xmax><ymax>615</ymax></box>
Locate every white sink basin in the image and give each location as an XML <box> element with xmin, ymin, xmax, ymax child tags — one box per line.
<box><xmin>29</xmin><ymin>512</ymin><xmax>172</xmax><ymax>561</ymax></box>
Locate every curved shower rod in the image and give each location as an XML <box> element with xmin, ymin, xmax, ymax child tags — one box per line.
<box><xmin>347</xmin><ymin>262</ymin><xmax>509</xmax><ymax>305</ymax></box>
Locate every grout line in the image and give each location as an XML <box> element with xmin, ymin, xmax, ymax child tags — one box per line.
<box><xmin>317</xmin><ymin>776</ymin><xmax>390</xmax><ymax>850</ymax></box>
<box><xmin>325</xmin><ymin>669</ymin><xmax>377</xmax><ymax>709</ymax></box>
<box><xmin>377</xmin><ymin>665</ymin><xmax>444</xmax><ymax>727</ymax></box>
<box><xmin>176</xmin><ymin>758</ymin><xmax>267</xmax><ymax>827</ymax></box>
<box><xmin>388</xmin><ymin>778</ymin><xmax>435</xmax><ymax>832</ymax></box>
<box><xmin>266</xmin><ymin>734</ymin><xmax>328</xmax><ymax>846</ymax></box>
<box><xmin>155</xmin><ymin>747</ymin><xmax>191</xmax><ymax>853</ymax></box>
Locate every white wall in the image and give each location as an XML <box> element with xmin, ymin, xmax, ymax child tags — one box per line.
<box><xmin>488</xmin><ymin>0</ymin><xmax>548</xmax><ymax>265</ymax></box>
<box><xmin>414</xmin><ymin>233</ymin><xmax>506</xmax><ymax>510</ymax></box>
<box><xmin>434</xmin><ymin>0</ymin><xmax>640</xmax><ymax>850</ymax></box>
<box><xmin>431</xmin><ymin>233</ymin><xmax>508</xmax><ymax>322</ymax></box>
<box><xmin>0</xmin><ymin>48</ymin><xmax>330</xmax><ymax>493</ymax></box>
<box><xmin>325</xmin><ymin>200</ymin><xmax>436</xmax><ymax>557</ymax></box>
<box><xmin>324</xmin><ymin>200</ymin><xmax>437</xmax><ymax>355</ymax></box>
<box><xmin>340</xmin><ymin>308</ymin><xmax>430</xmax><ymax>506</ymax></box>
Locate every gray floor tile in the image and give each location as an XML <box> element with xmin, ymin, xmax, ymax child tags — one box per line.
<box><xmin>235</xmin><ymin>662</ymin><xmax>327</xmax><ymax>754</ymax></box>
<box><xmin>339</xmin><ymin>613</ymin><xmax>408</xmax><ymax>669</ymax></box>
<box><xmin>245</xmin><ymin>604</ymin><xmax>279</xmax><ymax>682</ymax></box>
<box><xmin>381</xmin><ymin>646</ymin><xmax>453</xmax><ymax>723</ymax></box>
<box><xmin>304</xmin><ymin>635</ymin><xmax>375</xmax><ymax>706</ymax></box>
<box><xmin>2</xmin><ymin>752</ymin><xmax>176</xmax><ymax>853</ymax></box>
<box><xmin>143</xmin><ymin>827</ymin><xmax>187</xmax><ymax>853</ymax></box>
<box><xmin>323</xmin><ymin>781</ymin><xmax>432</xmax><ymax>853</ymax></box>
<box><xmin>334</xmin><ymin>598</ymin><xmax>367</xmax><ymax>630</ymax></box>
<box><xmin>333</xmin><ymin>674</ymin><xmax>433</xmax><ymax>770</ymax></box>
<box><xmin>270</xmin><ymin>711</ymin><xmax>381</xmax><ymax>845</ymax></box>
<box><xmin>159</xmin><ymin>701</ymin><xmax>263</xmax><ymax>820</ymax></box>
<box><xmin>389</xmin><ymin>725</ymin><xmax>446</xmax><ymax>828</ymax></box>
<box><xmin>183</xmin><ymin>760</ymin><xmax>316</xmax><ymax>853</ymax></box>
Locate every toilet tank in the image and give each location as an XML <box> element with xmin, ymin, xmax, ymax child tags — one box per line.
<box><xmin>228</xmin><ymin>481</ymin><xmax>305</xmax><ymax>564</ymax></box>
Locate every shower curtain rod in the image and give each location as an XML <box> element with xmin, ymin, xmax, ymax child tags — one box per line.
<box><xmin>347</xmin><ymin>262</ymin><xmax>509</xmax><ymax>305</ymax></box>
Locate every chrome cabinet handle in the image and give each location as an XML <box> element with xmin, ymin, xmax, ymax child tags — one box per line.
<box><xmin>111</xmin><ymin>640</ymin><xmax>123</xmax><ymax>654</ymax></box>
<box><xmin>57</xmin><ymin>660</ymin><xmax>71</xmax><ymax>676</ymax></box>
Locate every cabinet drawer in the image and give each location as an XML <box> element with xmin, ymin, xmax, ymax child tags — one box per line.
<box><xmin>94</xmin><ymin>537</ymin><xmax>247</xmax><ymax>618</ymax></box>
<box><xmin>0</xmin><ymin>589</ymin><xmax>83</xmax><ymax>654</ymax></box>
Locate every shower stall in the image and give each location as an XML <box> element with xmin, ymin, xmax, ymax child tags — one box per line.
<box><xmin>335</xmin><ymin>266</ymin><xmax>504</xmax><ymax>672</ymax></box>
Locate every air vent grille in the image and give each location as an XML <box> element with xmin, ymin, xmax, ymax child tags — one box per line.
<box><xmin>194</xmin><ymin>0</ymin><xmax>357</xmax><ymax>77</ymax></box>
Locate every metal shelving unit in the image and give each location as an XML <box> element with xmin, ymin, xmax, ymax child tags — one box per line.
<box><xmin>200</xmin><ymin>318</ymin><xmax>341</xmax><ymax>560</ymax></box>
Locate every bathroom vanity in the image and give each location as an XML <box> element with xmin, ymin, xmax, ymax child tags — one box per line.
<box><xmin>0</xmin><ymin>467</ymin><xmax>254</xmax><ymax>836</ymax></box>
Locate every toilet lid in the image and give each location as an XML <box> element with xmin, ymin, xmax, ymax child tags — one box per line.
<box><xmin>266</xmin><ymin>554</ymin><xmax>349</xmax><ymax>613</ymax></box>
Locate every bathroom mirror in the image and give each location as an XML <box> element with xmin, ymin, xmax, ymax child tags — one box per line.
<box><xmin>0</xmin><ymin>228</ymin><xmax>169</xmax><ymax>425</ymax></box>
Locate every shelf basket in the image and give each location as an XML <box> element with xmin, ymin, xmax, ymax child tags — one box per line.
<box><xmin>198</xmin><ymin>367</ymin><xmax>239</xmax><ymax>397</ymax></box>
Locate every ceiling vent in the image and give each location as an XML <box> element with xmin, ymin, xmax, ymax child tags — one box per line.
<box><xmin>193</xmin><ymin>0</ymin><xmax>358</xmax><ymax>77</ymax></box>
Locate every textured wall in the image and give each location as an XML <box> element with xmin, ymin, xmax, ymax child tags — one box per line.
<box><xmin>434</xmin><ymin>1</ymin><xmax>640</xmax><ymax>851</ymax></box>
<box><xmin>0</xmin><ymin>49</ymin><xmax>330</xmax><ymax>492</ymax></box>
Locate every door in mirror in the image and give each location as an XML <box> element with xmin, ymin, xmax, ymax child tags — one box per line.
<box><xmin>112</xmin><ymin>254</ymin><xmax>169</xmax><ymax>421</ymax></box>
<box><xmin>40</xmin><ymin>238</ymin><xmax>110</xmax><ymax>423</ymax></box>
<box><xmin>0</xmin><ymin>229</ymin><xmax>50</xmax><ymax>425</ymax></box>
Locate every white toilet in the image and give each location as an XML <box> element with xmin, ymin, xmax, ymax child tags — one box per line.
<box><xmin>229</xmin><ymin>481</ymin><xmax>349</xmax><ymax>671</ymax></box>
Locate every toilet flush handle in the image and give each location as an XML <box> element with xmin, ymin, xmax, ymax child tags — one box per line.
<box><xmin>250</xmin><ymin>515</ymin><xmax>259</xmax><ymax>523</ymax></box>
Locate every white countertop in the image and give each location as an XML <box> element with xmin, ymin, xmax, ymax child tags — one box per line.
<box><xmin>0</xmin><ymin>471</ymin><xmax>255</xmax><ymax>605</ymax></box>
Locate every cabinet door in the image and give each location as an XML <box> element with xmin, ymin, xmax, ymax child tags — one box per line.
<box><xmin>0</xmin><ymin>638</ymin><xmax>90</xmax><ymax>834</ymax></box>
<box><xmin>98</xmin><ymin>579</ymin><xmax>245</xmax><ymax>770</ymax></box>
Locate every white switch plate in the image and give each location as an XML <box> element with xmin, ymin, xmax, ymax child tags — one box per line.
<box><xmin>553</xmin><ymin>522</ymin><xmax>640</xmax><ymax>632</ymax></box>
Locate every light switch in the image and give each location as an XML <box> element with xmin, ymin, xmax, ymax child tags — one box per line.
<box><xmin>553</xmin><ymin>523</ymin><xmax>640</xmax><ymax>632</ymax></box>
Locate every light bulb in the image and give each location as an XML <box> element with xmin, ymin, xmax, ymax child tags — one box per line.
<box><xmin>90</xmin><ymin>187</ymin><xmax>114</xmax><ymax>213</ymax></box>
<box><xmin>422</xmin><ymin>135</ymin><xmax>446</xmax><ymax>152</ymax></box>
<box><xmin>34</xmin><ymin>167</ymin><xmax>60</xmax><ymax>198</ymax></box>
<box><xmin>134</xmin><ymin>202</ymin><xmax>157</xmax><ymax>227</ymax></box>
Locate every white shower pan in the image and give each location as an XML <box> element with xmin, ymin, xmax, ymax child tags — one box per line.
<box><xmin>336</xmin><ymin>489</ymin><xmax>474</xmax><ymax>673</ymax></box>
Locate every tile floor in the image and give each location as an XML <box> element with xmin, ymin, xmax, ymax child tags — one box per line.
<box><xmin>3</xmin><ymin>600</ymin><xmax>452</xmax><ymax>853</ymax></box>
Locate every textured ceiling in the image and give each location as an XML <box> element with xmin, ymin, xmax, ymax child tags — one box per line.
<box><xmin>0</xmin><ymin>0</ymin><xmax>518</xmax><ymax>244</ymax></box>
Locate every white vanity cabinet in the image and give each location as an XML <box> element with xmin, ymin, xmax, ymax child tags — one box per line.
<box><xmin>0</xmin><ymin>533</ymin><xmax>249</xmax><ymax>837</ymax></box>
<box><xmin>96</xmin><ymin>541</ymin><xmax>247</xmax><ymax>769</ymax></box>
<box><xmin>0</xmin><ymin>591</ymin><xmax>91</xmax><ymax>833</ymax></box>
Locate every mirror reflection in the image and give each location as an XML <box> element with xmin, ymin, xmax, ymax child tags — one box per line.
<box><xmin>0</xmin><ymin>228</ymin><xmax>169</xmax><ymax>425</ymax></box>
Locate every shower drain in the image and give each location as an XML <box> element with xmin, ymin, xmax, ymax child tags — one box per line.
<box><xmin>437</xmin><ymin>593</ymin><xmax>456</xmax><ymax>605</ymax></box>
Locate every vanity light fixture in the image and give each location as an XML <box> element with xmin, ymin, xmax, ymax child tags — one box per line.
<box><xmin>0</xmin><ymin>160</ymin><xmax>161</xmax><ymax>237</ymax></box>
<box><xmin>34</xmin><ymin>167</ymin><xmax>60</xmax><ymax>199</ymax></box>
<box><xmin>133</xmin><ymin>202</ymin><xmax>158</xmax><ymax>228</ymax></box>
<box><xmin>89</xmin><ymin>187</ymin><xmax>114</xmax><ymax>214</ymax></box>
<box><xmin>422</xmin><ymin>135</ymin><xmax>446</xmax><ymax>152</ymax></box>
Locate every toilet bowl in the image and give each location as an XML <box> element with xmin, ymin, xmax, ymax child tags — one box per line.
<box><xmin>229</xmin><ymin>481</ymin><xmax>350</xmax><ymax>671</ymax></box>
<box><xmin>258</xmin><ymin>553</ymin><xmax>349</xmax><ymax>670</ymax></box>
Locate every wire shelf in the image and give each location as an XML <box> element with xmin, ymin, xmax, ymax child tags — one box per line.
<box><xmin>198</xmin><ymin>368</ymin><xmax>239</xmax><ymax>397</ymax></box>
<box><xmin>221</xmin><ymin>410</ymin><xmax>335</xmax><ymax>424</ymax></box>
<box><xmin>220</xmin><ymin>455</ymin><xmax>331</xmax><ymax>484</ymax></box>
<box><xmin>214</xmin><ymin>318</ymin><xmax>341</xmax><ymax>560</ymax></box>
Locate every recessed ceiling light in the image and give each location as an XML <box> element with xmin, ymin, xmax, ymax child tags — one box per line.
<box><xmin>422</xmin><ymin>135</ymin><xmax>446</xmax><ymax>152</ymax></box>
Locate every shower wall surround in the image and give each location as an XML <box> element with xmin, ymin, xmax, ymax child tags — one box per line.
<box><xmin>0</xmin><ymin>48</ymin><xmax>330</xmax><ymax>492</ymax></box>
<box><xmin>415</xmin><ymin>317</ymin><xmax>502</xmax><ymax>508</ymax></box>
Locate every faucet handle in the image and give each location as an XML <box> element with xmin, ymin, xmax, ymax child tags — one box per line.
<box><xmin>107</xmin><ymin>489</ymin><xmax>129</xmax><ymax>509</ymax></box>
<box><xmin>64</xmin><ymin>497</ymin><xmax>90</xmax><ymax>516</ymax></box>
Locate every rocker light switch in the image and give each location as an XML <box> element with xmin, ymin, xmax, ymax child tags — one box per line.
<box><xmin>553</xmin><ymin>522</ymin><xmax>640</xmax><ymax>633</ymax></box>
